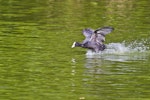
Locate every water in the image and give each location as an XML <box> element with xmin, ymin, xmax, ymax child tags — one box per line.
<box><xmin>0</xmin><ymin>0</ymin><xmax>150</xmax><ymax>100</ymax></box>
<box><xmin>86</xmin><ymin>40</ymin><xmax>149</xmax><ymax>62</ymax></box>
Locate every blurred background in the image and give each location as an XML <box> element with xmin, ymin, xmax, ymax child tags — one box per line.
<box><xmin>0</xmin><ymin>0</ymin><xmax>149</xmax><ymax>100</ymax></box>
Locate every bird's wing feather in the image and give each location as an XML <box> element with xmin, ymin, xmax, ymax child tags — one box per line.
<box><xmin>94</xmin><ymin>27</ymin><xmax>114</xmax><ymax>36</ymax></box>
<box><xmin>82</xmin><ymin>28</ymin><xmax>94</xmax><ymax>38</ymax></box>
<box><xmin>82</xmin><ymin>28</ymin><xmax>94</xmax><ymax>44</ymax></box>
<box><xmin>89</xmin><ymin>27</ymin><xmax>114</xmax><ymax>44</ymax></box>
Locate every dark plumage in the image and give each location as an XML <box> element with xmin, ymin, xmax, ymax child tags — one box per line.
<box><xmin>71</xmin><ymin>26</ymin><xmax>114</xmax><ymax>52</ymax></box>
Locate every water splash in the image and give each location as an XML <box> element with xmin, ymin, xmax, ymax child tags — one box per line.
<box><xmin>86</xmin><ymin>40</ymin><xmax>150</xmax><ymax>62</ymax></box>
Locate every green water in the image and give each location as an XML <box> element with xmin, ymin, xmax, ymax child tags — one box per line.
<box><xmin>0</xmin><ymin>0</ymin><xmax>150</xmax><ymax>100</ymax></box>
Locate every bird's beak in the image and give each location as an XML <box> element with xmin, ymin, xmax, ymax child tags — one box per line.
<box><xmin>71</xmin><ymin>42</ymin><xmax>76</xmax><ymax>48</ymax></box>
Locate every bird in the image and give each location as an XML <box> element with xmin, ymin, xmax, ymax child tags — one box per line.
<box><xmin>71</xmin><ymin>26</ymin><xmax>114</xmax><ymax>52</ymax></box>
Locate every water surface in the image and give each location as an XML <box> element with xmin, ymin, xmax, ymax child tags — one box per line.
<box><xmin>0</xmin><ymin>0</ymin><xmax>150</xmax><ymax>100</ymax></box>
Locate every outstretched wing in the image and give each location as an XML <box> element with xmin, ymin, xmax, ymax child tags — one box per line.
<box><xmin>82</xmin><ymin>28</ymin><xmax>94</xmax><ymax>44</ymax></box>
<box><xmin>94</xmin><ymin>26</ymin><xmax>114</xmax><ymax>36</ymax></box>
<box><xmin>90</xmin><ymin>26</ymin><xmax>114</xmax><ymax>44</ymax></box>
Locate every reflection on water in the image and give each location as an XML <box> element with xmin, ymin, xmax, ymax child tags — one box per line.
<box><xmin>80</xmin><ymin>40</ymin><xmax>150</xmax><ymax>100</ymax></box>
<box><xmin>0</xmin><ymin>0</ymin><xmax>150</xmax><ymax>99</ymax></box>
